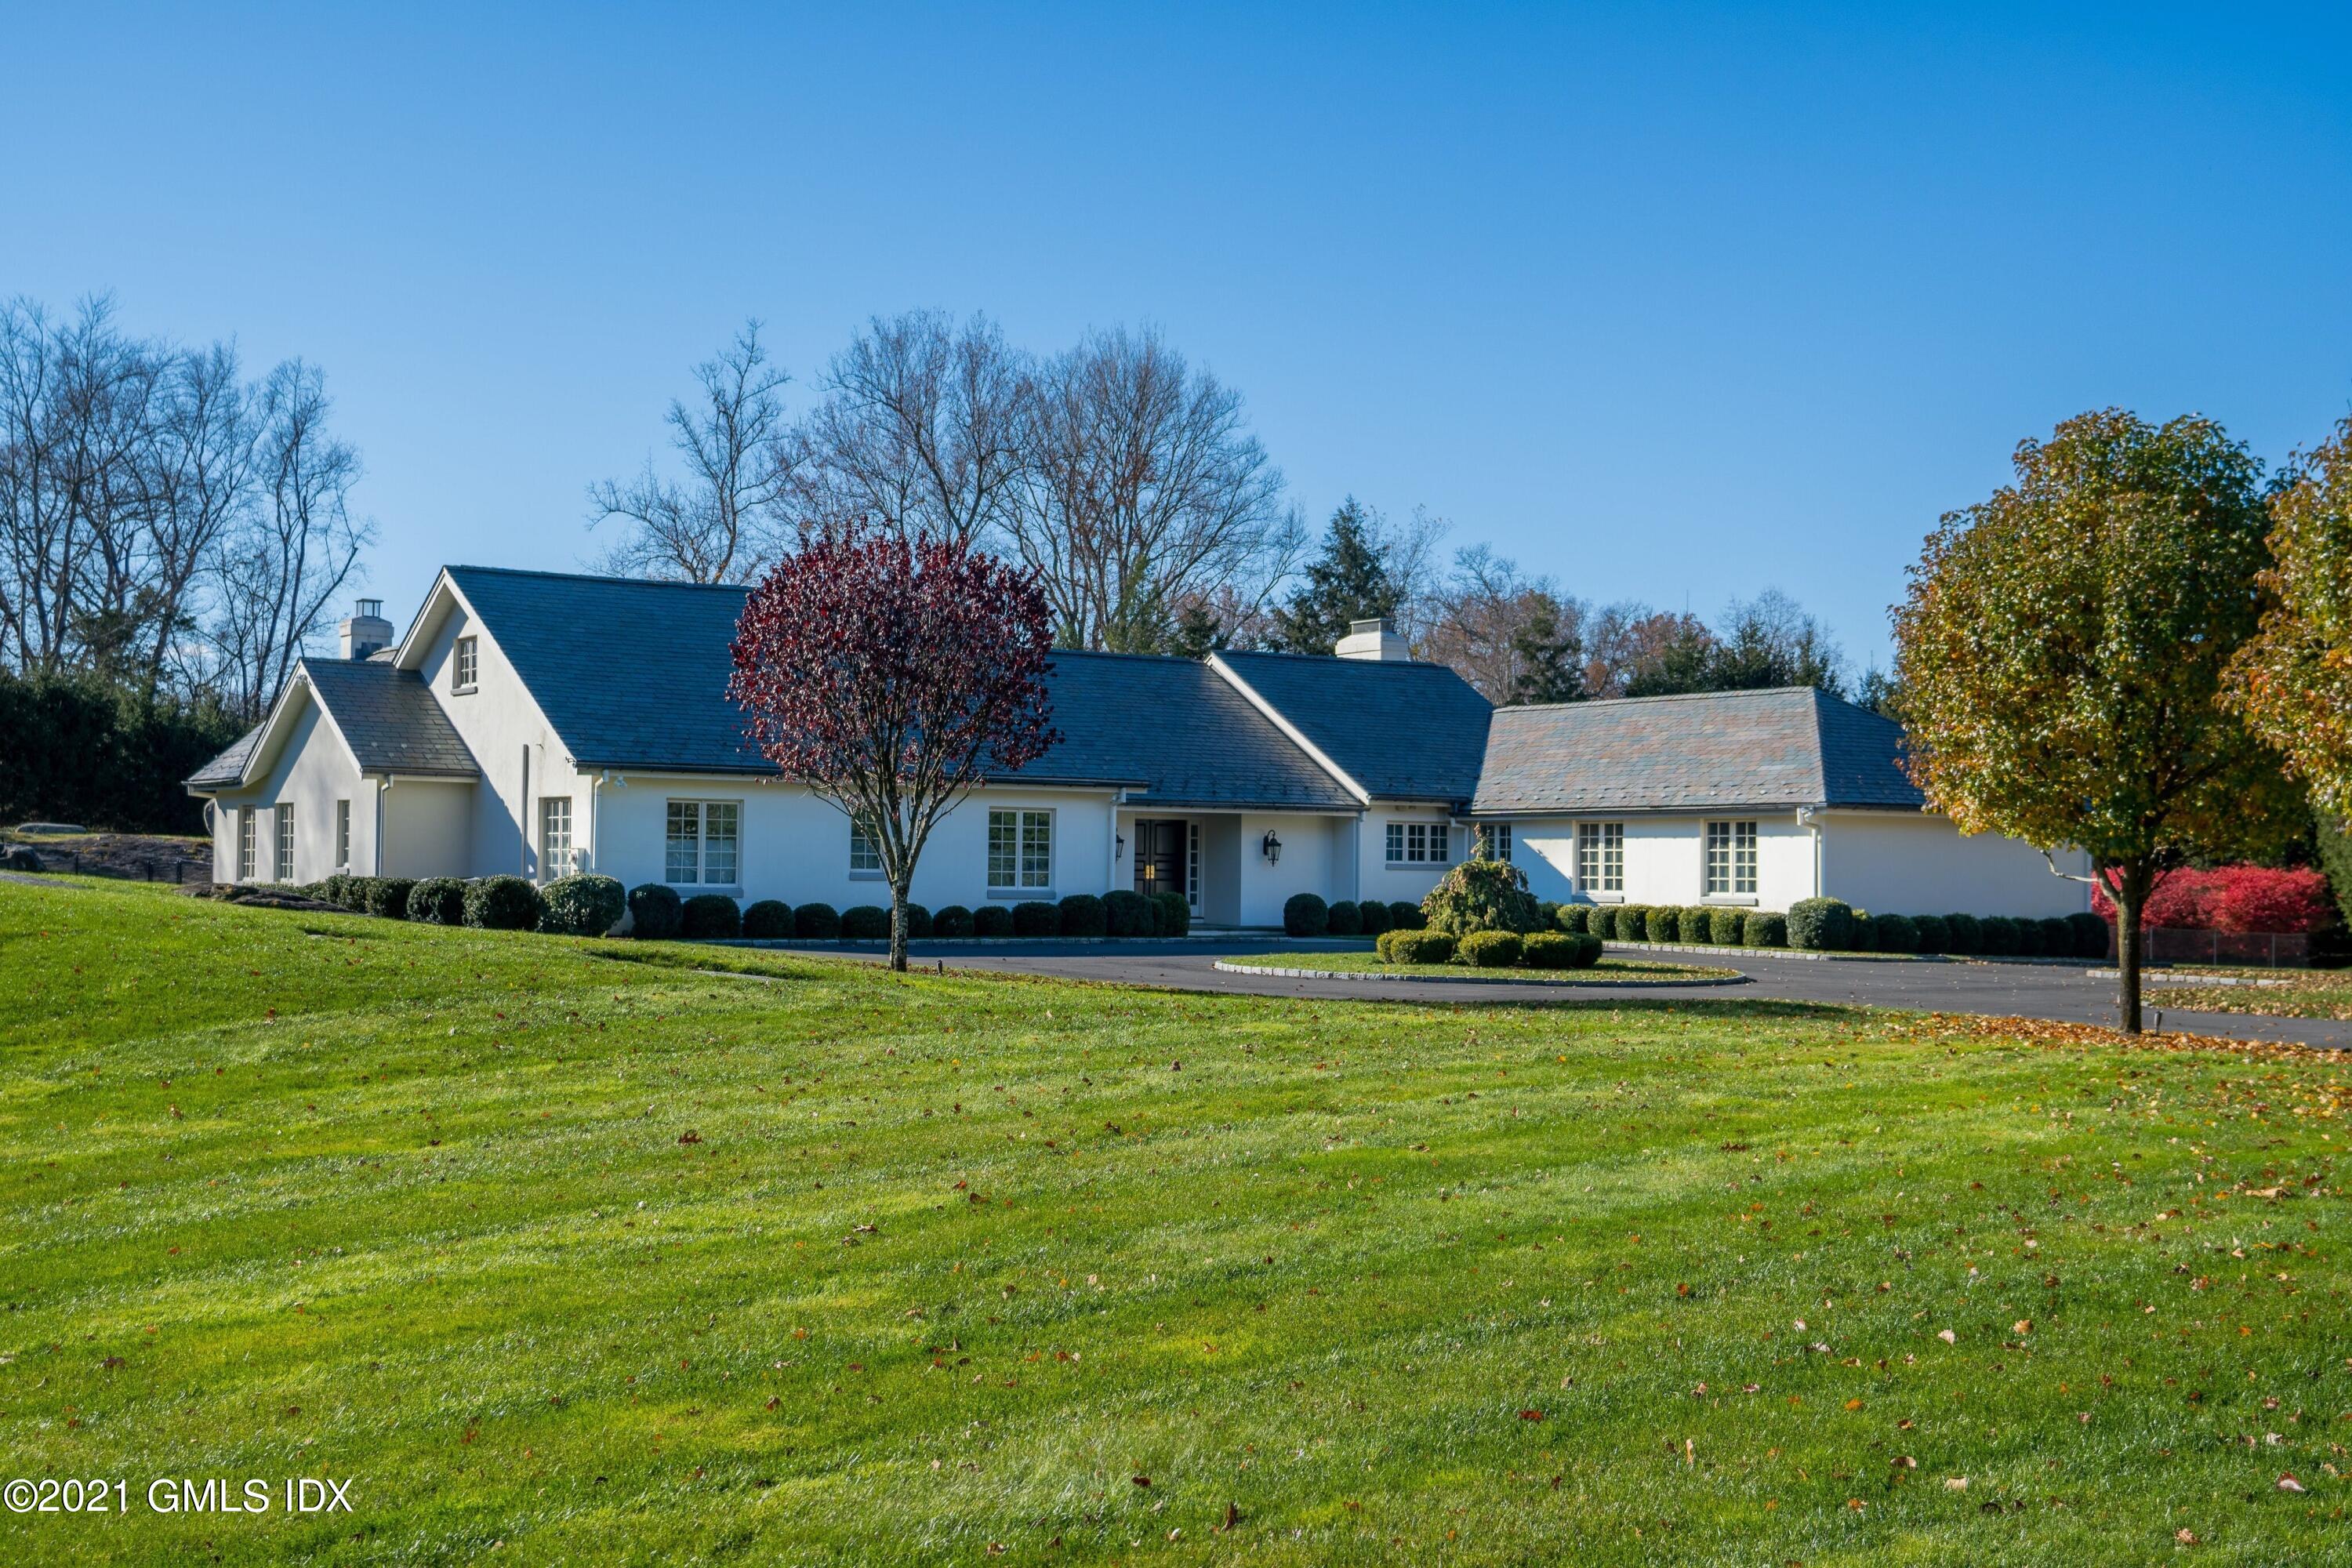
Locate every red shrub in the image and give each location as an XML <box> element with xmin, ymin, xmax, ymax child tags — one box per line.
<box><xmin>2092</xmin><ymin>866</ymin><xmax>2336</xmax><ymax>934</ymax></box>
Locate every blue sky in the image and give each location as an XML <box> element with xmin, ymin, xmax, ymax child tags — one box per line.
<box><xmin>7</xmin><ymin>3</ymin><xmax>2348</xmax><ymax>670</ymax></box>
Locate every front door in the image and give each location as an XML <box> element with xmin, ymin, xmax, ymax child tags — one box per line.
<box><xmin>1133</xmin><ymin>818</ymin><xmax>1184</xmax><ymax>901</ymax></box>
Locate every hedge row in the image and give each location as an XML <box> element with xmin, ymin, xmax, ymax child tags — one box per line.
<box><xmin>1374</xmin><ymin>927</ymin><xmax>1602</xmax><ymax>970</ymax></box>
<box><xmin>1286</xmin><ymin>895</ymin><xmax>1427</xmax><ymax>938</ymax></box>
<box><xmin>1551</xmin><ymin>895</ymin><xmax>2108</xmax><ymax>956</ymax></box>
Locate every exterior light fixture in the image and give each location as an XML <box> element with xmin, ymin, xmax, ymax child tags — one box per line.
<box><xmin>1261</xmin><ymin>830</ymin><xmax>1283</xmax><ymax>865</ymax></box>
<box><xmin>1116</xmin><ymin>833</ymin><xmax>1125</xmax><ymax>860</ymax></box>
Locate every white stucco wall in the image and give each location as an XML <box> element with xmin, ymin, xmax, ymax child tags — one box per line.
<box><xmin>1505</xmin><ymin>812</ymin><xmax>1813</xmax><ymax>910</ymax></box>
<box><xmin>1353</xmin><ymin>807</ymin><xmax>1463</xmax><ymax>915</ymax></box>
<box><xmin>211</xmin><ymin>695</ymin><xmax>368</xmax><ymax>883</ymax></box>
<box><xmin>1818</xmin><ymin>811</ymin><xmax>2090</xmax><ymax>919</ymax></box>
<box><xmin>379</xmin><ymin>779</ymin><xmax>474</xmax><ymax>879</ymax></box>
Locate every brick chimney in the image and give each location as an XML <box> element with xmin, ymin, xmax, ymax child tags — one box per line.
<box><xmin>339</xmin><ymin>598</ymin><xmax>393</xmax><ymax>659</ymax></box>
<box><xmin>1334</xmin><ymin>615</ymin><xmax>1410</xmax><ymax>662</ymax></box>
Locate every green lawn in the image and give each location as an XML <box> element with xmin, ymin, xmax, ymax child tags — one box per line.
<box><xmin>4</xmin><ymin>879</ymin><xmax>2348</xmax><ymax>1565</ymax></box>
<box><xmin>1217</xmin><ymin>952</ymin><xmax>1740</xmax><ymax>982</ymax></box>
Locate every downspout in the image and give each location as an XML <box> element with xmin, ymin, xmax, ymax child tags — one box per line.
<box><xmin>1796</xmin><ymin>804</ymin><xmax>1824</xmax><ymax>899</ymax></box>
<box><xmin>519</xmin><ymin>744</ymin><xmax>532</xmax><ymax>877</ymax></box>
<box><xmin>375</xmin><ymin>777</ymin><xmax>390</xmax><ymax>876</ymax></box>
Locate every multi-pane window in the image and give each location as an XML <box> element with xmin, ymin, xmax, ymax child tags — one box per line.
<box><xmin>1705</xmin><ymin>819</ymin><xmax>1758</xmax><ymax>896</ymax></box>
<box><xmin>1385</xmin><ymin>821</ymin><xmax>1453</xmax><ymax>865</ymax></box>
<box><xmin>1576</xmin><ymin>822</ymin><xmax>1623</xmax><ymax>893</ymax></box>
<box><xmin>274</xmin><ymin>804</ymin><xmax>296</xmax><ymax>883</ymax></box>
<box><xmin>849</xmin><ymin>822</ymin><xmax>880</xmax><ymax>873</ymax></box>
<box><xmin>336</xmin><ymin>799</ymin><xmax>351</xmax><ymax>869</ymax></box>
<box><xmin>665</xmin><ymin>800</ymin><xmax>740</xmax><ymax>884</ymax></box>
<box><xmin>1478</xmin><ymin>823</ymin><xmax>1512</xmax><ymax>862</ymax></box>
<box><xmin>987</xmin><ymin>809</ymin><xmax>1052</xmax><ymax>890</ymax></box>
<box><xmin>237</xmin><ymin>809</ymin><xmax>256</xmax><ymax>881</ymax></box>
<box><xmin>452</xmin><ymin>635</ymin><xmax>478</xmax><ymax>691</ymax></box>
<box><xmin>1187</xmin><ymin>821</ymin><xmax>1201</xmax><ymax>911</ymax></box>
<box><xmin>540</xmin><ymin>796</ymin><xmax>573</xmax><ymax>879</ymax></box>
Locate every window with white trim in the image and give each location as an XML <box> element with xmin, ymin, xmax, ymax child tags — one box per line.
<box><xmin>540</xmin><ymin>796</ymin><xmax>573</xmax><ymax>879</ymax></box>
<box><xmin>1186</xmin><ymin>821</ymin><xmax>1200</xmax><ymax>911</ymax></box>
<box><xmin>237</xmin><ymin>808</ymin><xmax>256</xmax><ymax>881</ymax></box>
<box><xmin>665</xmin><ymin>800</ymin><xmax>740</xmax><ymax>884</ymax></box>
<box><xmin>452</xmin><ymin>635</ymin><xmax>478</xmax><ymax>691</ymax></box>
<box><xmin>1705</xmin><ymin>818</ymin><xmax>1758</xmax><ymax>896</ymax></box>
<box><xmin>987</xmin><ymin>808</ymin><xmax>1052</xmax><ymax>891</ymax></box>
<box><xmin>1576</xmin><ymin>822</ymin><xmax>1623</xmax><ymax>893</ymax></box>
<box><xmin>1478</xmin><ymin>822</ymin><xmax>1512</xmax><ymax>862</ymax></box>
<box><xmin>1384</xmin><ymin>821</ymin><xmax>1452</xmax><ymax>865</ymax></box>
<box><xmin>274</xmin><ymin>804</ymin><xmax>296</xmax><ymax>883</ymax></box>
<box><xmin>849</xmin><ymin>821</ymin><xmax>881</xmax><ymax>874</ymax></box>
<box><xmin>336</xmin><ymin>799</ymin><xmax>351</xmax><ymax>869</ymax></box>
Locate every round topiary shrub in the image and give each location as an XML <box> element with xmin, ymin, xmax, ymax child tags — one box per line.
<box><xmin>1521</xmin><ymin>931</ymin><xmax>1577</xmax><ymax>968</ymax></box>
<box><xmin>932</xmin><ymin>904</ymin><xmax>974</xmax><ymax>938</ymax></box>
<box><xmin>1680</xmin><ymin>906</ymin><xmax>1713</xmax><ymax>943</ymax></box>
<box><xmin>1874</xmin><ymin>912</ymin><xmax>1918</xmax><ymax>953</ymax></box>
<box><xmin>840</xmin><ymin>904</ymin><xmax>889</xmax><ymax>941</ymax></box>
<box><xmin>1786</xmin><ymin>897</ymin><xmax>1854</xmax><ymax>951</ymax></box>
<box><xmin>1358</xmin><ymin>898</ymin><xmax>1391</xmax><ymax>937</ymax></box>
<box><xmin>1012</xmin><ymin>900</ymin><xmax>1060</xmax><ymax>937</ymax></box>
<box><xmin>1743</xmin><ymin>911</ymin><xmax>1787</xmax><ymax>948</ymax></box>
<box><xmin>1150</xmin><ymin>891</ymin><xmax>1190</xmax><ymax>937</ymax></box>
<box><xmin>902</xmin><ymin>902</ymin><xmax>933</xmax><ymax>939</ymax></box>
<box><xmin>1326</xmin><ymin>899</ymin><xmax>1363</xmax><ymax>936</ymax></box>
<box><xmin>742</xmin><ymin>899</ymin><xmax>793</xmax><ymax>939</ymax></box>
<box><xmin>408</xmin><ymin>876</ymin><xmax>468</xmax><ymax>925</ymax></box>
<box><xmin>1283</xmin><ymin>893</ymin><xmax>1329</xmax><ymax>937</ymax></box>
<box><xmin>539</xmin><ymin>873</ymin><xmax>624</xmax><ymax>936</ymax></box>
<box><xmin>1943</xmin><ymin>913</ymin><xmax>1981</xmax><ymax>953</ymax></box>
<box><xmin>1457</xmin><ymin>931</ymin><xmax>1523</xmax><ymax>967</ymax></box>
<box><xmin>320</xmin><ymin>873</ymin><xmax>354</xmax><ymax>909</ymax></box>
<box><xmin>1554</xmin><ymin>902</ymin><xmax>1589</xmax><ymax>934</ymax></box>
<box><xmin>1911</xmin><ymin>913</ymin><xmax>1951</xmax><ymax>953</ymax></box>
<box><xmin>1849</xmin><ymin>912</ymin><xmax>1877</xmax><ymax>951</ymax></box>
<box><xmin>1388</xmin><ymin>900</ymin><xmax>1425</xmax><ymax>931</ymax></box>
<box><xmin>2066</xmin><ymin>911</ymin><xmax>2108</xmax><ymax>958</ymax></box>
<box><xmin>1377</xmin><ymin>928</ymin><xmax>1454</xmax><ymax>964</ymax></box>
<box><xmin>2010</xmin><ymin>916</ymin><xmax>2045</xmax><ymax>956</ymax></box>
<box><xmin>793</xmin><ymin>902</ymin><xmax>841</xmax><ymax>941</ymax></box>
<box><xmin>2038</xmin><ymin>916</ymin><xmax>2072</xmax><ymax>956</ymax></box>
<box><xmin>367</xmin><ymin>877</ymin><xmax>416</xmax><ymax>921</ymax></box>
<box><xmin>466</xmin><ymin>874</ymin><xmax>543</xmax><ymax>931</ymax></box>
<box><xmin>1707</xmin><ymin>907</ymin><xmax>1747</xmax><ymax>945</ymax></box>
<box><xmin>681</xmin><ymin>893</ymin><xmax>742</xmax><ymax>939</ymax></box>
<box><xmin>626</xmin><ymin>882</ymin><xmax>683</xmax><ymax>939</ymax></box>
<box><xmin>1058</xmin><ymin>894</ymin><xmax>1107</xmax><ymax>938</ymax></box>
<box><xmin>1102</xmin><ymin>889</ymin><xmax>1150</xmax><ymax>937</ymax></box>
<box><xmin>972</xmin><ymin>903</ymin><xmax>1014</xmax><ymax>937</ymax></box>
<box><xmin>1571</xmin><ymin>932</ymin><xmax>1603</xmax><ymax>967</ymax></box>
<box><xmin>1650</xmin><ymin>906</ymin><xmax>1682</xmax><ymax>942</ymax></box>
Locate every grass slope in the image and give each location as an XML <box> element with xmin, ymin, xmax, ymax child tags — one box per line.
<box><xmin>2</xmin><ymin>880</ymin><xmax>2347</xmax><ymax>1565</ymax></box>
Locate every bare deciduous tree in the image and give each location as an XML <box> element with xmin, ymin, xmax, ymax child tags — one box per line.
<box><xmin>1417</xmin><ymin>544</ymin><xmax>1585</xmax><ymax>702</ymax></box>
<box><xmin>589</xmin><ymin>321</ymin><xmax>792</xmax><ymax>583</ymax></box>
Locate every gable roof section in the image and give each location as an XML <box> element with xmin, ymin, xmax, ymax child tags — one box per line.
<box><xmin>1470</xmin><ymin>685</ymin><xmax>1926</xmax><ymax>815</ymax></box>
<box><xmin>301</xmin><ymin>658</ymin><xmax>480</xmax><ymax>777</ymax></box>
<box><xmin>187</xmin><ymin>724</ymin><xmax>263</xmax><ymax>789</ymax></box>
<box><xmin>1040</xmin><ymin>652</ymin><xmax>1357</xmax><ymax>810</ymax></box>
<box><xmin>1212</xmin><ymin>650</ymin><xmax>1494</xmax><ymax>804</ymax></box>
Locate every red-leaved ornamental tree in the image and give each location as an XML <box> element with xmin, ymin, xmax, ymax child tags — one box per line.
<box><xmin>728</xmin><ymin>535</ymin><xmax>1061</xmax><ymax>971</ymax></box>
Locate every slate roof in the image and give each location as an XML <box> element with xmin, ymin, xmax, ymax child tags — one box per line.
<box><xmin>1214</xmin><ymin>651</ymin><xmax>1494</xmax><ymax>803</ymax></box>
<box><xmin>300</xmin><ymin>658</ymin><xmax>481</xmax><ymax>777</ymax></box>
<box><xmin>1470</xmin><ymin>686</ymin><xmax>1925</xmax><ymax>815</ymax></box>
<box><xmin>434</xmin><ymin>568</ymin><xmax>1355</xmax><ymax>807</ymax></box>
<box><xmin>186</xmin><ymin>724</ymin><xmax>263</xmax><ymax>788</ymax></box>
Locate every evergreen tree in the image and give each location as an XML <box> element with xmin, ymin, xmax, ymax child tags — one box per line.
<box><xmin>1505</xmin><ymin>597</ymin><xmax>1585</xmax><ymax>703</ymax></box>
<box><xmin>1269</xmin><ymin>499</ymin><xmax>1399</xmax><ymax>653</ymax></box>
<box><xmin>1167</xmin><ymin>601</ymin><xmax>1227</xmax><ymax>661</ymax></box>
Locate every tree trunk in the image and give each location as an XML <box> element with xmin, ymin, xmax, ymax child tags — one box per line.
<box><xmin>888</xmin><ymin>877</ymin><xmax>911</xmax><ymax>973</ymax></box>
<box><xmin>2114</xmin><ymin>860</ymin><xmax>2151</xmax><ymax>1036</ymax></box>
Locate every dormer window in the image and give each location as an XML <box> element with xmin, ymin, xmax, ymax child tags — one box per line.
<box><xmin>452</xmin><ymin>636</ymin><xmax>478</xmax><ymax>692</ymax></box>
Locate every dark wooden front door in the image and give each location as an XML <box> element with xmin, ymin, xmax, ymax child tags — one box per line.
<box><xmin>1133</xmin><ymin>819</ymin><xmax>1185</xmax><ymax>899</ymax></box>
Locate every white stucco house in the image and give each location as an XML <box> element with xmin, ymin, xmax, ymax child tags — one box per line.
<box><xmin>186</xmin><ymin>567</ymin><xmax>2089</xmax><ymax>927</ymax></box>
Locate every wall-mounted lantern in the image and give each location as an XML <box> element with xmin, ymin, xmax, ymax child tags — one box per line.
<box><xmin>1115</xmin><ymin>833</ymin><xmax>1125</xmax><ymax>860</ymax></box>
<box><xmin>1261</xmin><ymin>830</ymin><xmax>1283</xmax><ymax>865</ymax></box>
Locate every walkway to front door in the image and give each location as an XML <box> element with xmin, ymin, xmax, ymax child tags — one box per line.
<box><xmin>1132</xmin><ymin>818</ymin><xmax>1185</xmax><ymax>902</ymax></box>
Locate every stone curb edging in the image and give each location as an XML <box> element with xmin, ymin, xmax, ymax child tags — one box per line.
<box><xmin>712</xmin><ymin>933</ymin><xmax>1276</xmax><ymax>950</ymax></box>
<box><xmin>1602</xmin><ymin>940</ymin><xmax>2106</xmax><ymax>968</ymax></box>
<box><xmin>2096</xmin><ymin>970</ymin><xmax>2292</xmax><ymax>989</ymax></box>
<box><xmin>1210</xmin><ymin>959</ymin><xmax>1750</xmax><ymax>989</ymax></box>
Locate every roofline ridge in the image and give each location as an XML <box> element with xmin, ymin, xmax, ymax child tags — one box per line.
<box><xmin>1500</xmin><ymin>684</ymin><xmax>1822</xmax><ymax>714</ymax></box>
<box><xmin>448</xmin><ymin>563</ymin><xmax>755</xmax><ymax>591</ymax></box>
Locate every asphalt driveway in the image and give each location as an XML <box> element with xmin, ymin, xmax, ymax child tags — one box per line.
<box><xmin>823</xmin><ymin>937</ymin><xmax>2352</xmax><ymax>1050</ymax></box>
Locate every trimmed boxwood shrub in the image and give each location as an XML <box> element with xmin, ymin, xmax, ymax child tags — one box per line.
<box><xmin>1283</xmin><ymin>893</ymin><xmax>1330</xmax><ymax>937</ymax></box>
<box><xmin>1976</xmin><ymin>915</ymin><xmax>2019</xmax><ymax>955</ymax></box>
<box><xmin>742</xmin><ymin>899</ymin><xmax>793</xmax><ymax>938</ymax></box>
<box><xmin>2067</xmin><ymin>910</ymin><xmax>2108</xmax><ymax>958</ymax></box>
<box><xmin>365</xmin><ymin>877</ymin><xmax>416</xmax><ymax>920</ymax></box>
<box><xmin>900</xmin><ymin>902</ymin><xmax>932</xmax><ymax>940</ymax></box>
<box><xmin>1377</xmin><ymin>928</ymin><xmax>1455</xmax><ymax>964</ymax></box>
<box><xmin>682</xmin><ymin>893</ymin><xmax>742</xmax><ymax>939</ymax></box>
<box><xmin>2038</xmin><ymin>916</ymin><xmax>2072</xmax><ymax>956</ymax></box>
<box><xmin>1358</xmin><ymin>898</ymin><xmax>1391</xmax><ymax>937</ymax></box>
<box><xmin>793</xmin><ymin>901</ymin><xmax>841</xmax><ymax>940</ymax></box>
<box><xmin>1150</xmin><ymin>891</ymin><xmax>1190</xmax><ymax>937</ymax></box>
<box><xmin>971</xmin><ymin>903</ymin><xmax>1013</xmax><ymax>937</ymax></box>
<box><xmin>1874</xmin><ymin>913</ymin><xmax>1918</xmax><ymax>953</ymax></box>
<box><xmin>1012</xmin><ymin>899</ymin><xmax>1060</xmax><ymax>937</ymax></box>
<box><xmin>1388</xmin><ymin>900</ymin><xmax>1425</xmax><ymax>931</ymax></box>
<box><xmin>1058</xmin><ymin>894</ymin><xmax>1107</xmax><ymax>938</ymax></box>
<box><xmin>1102</xmin><ymin>889</ymin><xmax>1150</xmax><ymax>938</ymax></box>
<box><xmin>1743</xmin><ymin>911</ymin><xmax>1787</xmax><ymax>948</ymax></box>
<box><xmin>1849</xmin><ymin>912</ymin><xmax>1877</xmax><ymax>951</ymax></box>
<box><xmin>1943</xmin><ymin>913</ymin><xmax>1981</xmax><ymax>953</ymax></box>
<box><xmin>1553</xmin><ymin>902</ymin><xmax>1589</xmax><ymax>935</ymax></box>
<box><xmin>1457</xmin><ymin>931</ymin><xmax>1523</xmax><ymax>967</ymax></box>
<box><xmin>1911</xmin><ymin>913</ymin><xmax>1950</xmax><ymax>953</ymax></box>
<box><xmin>1521</xmin><ymin>931</ymin><xmax>1577</xmax><ymax>967</ymax></box>
<box><xmin>1707</xmin><ymin>907</ymin><xmax>1746</xmax><ymax>945</ymax></box>
<box><xmin>840</xmin><ymin>904</ymin><xmax>890</xmax><ymax>941</ymax></box>
<box><xmin>466</xmin><ymin>874</ymin><xmax>543</xmax><ymax>931</ymax></box>
<box><xmin>2015</xmin><ymin>916</ymin><xmax>2049</xmax><ymax>956</ymax></box>
<box><xmin>625</xmin><ymin>882</ymin><xmax>681</xmax><ymax>938</ymax></box>
<box><xmin>1655</xmin><ymin>906</ymin><xmax>1688</xmax><ymax>942</ymax></box>
<box><xmin>406</xmin><ymin>877</ymin><xmax>464</xmax><ymax>925</ymax></box>
<box><xmin>1679</xmin><ymin>906</ymin><xmax>1713</xmax><ymax>943</ymax></box>
<box><xmin>932</xmin><ymin>904</ymin><xmax>974</xmax><ymax>938</ymax></box>
<box><xmin>539</xmin><ymin>873</ymin><xmax>623</xmax><ymax>936</ymax></box>
<box><xmin>1786</xmin><ymin>897</ymin><xmax>1854</xmax><ymax>951</ymax></box>
<box><xmin>1326</xmin><ymin>899</ymin><xmax>1363</xmax><ymax>936</ymax></box>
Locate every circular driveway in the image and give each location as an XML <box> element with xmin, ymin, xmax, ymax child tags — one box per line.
<box><xmin>831</xmin><ymin>938</ymin><xmax>2352</xmax><ymax>1050</ymax></box>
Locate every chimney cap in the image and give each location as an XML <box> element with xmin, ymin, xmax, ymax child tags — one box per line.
<box><xmin>1348</xmin><ymin>616</ymin><xmax>1395</xmax><ymax>634</ymax></box>
<box><xmin>356</xmin><ymin>597</ymin><xmax>383</xmax><ymax>618</ymax></box>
